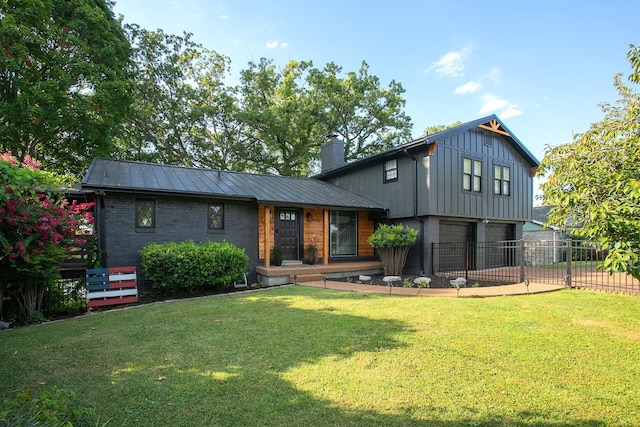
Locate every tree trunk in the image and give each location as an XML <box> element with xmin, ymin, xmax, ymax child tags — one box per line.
<box><xmin>378</xmin><ymin>246</ymin><xmax>412</xmax><ymax>276</ymax></box>
<box><xmin>14</xmin><ymin>283</ymin><xmax>45</xmax><ymax>321</ymax></box>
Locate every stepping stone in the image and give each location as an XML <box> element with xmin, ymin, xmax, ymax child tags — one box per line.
<box><xmin>414</xmin><ymin>277</ymin><xmax>431</xmax><ymax>287</ymax></box>
<box><xmin>358</xmin><ymin>275</ymin><xmax>371</xmax><ymax>282</ymax></box>
<box><xmin>450</xmin><ymin>277</ymin><xmax>467</xmax><ymax>288</ymax></box>
<box><xmin>383</xmin><ymin>276</ymin><xmax>401</xmax><ymax>284</ymax></box>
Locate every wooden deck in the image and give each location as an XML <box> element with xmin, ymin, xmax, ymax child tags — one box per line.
<box><xmin>256</xmin><ymin>261</ymin><xmax>383</xmax><ymax>286</ymax></box>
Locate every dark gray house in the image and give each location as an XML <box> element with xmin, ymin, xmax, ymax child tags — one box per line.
<box><xmin>316</xmin><ymin>114</ymin><xmax>540</xmax><ymax>275</ymax></box>
<box><xmin>80</xmin><ymin>114</ymin><xmax>539</xmax><ymax>286</ymax></box>
<box><xmin>81</xmin><ymin>159</ymin><xmax>386</xmax><ymax>287</ymax></box>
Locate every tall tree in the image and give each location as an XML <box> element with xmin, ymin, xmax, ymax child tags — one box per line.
<box><xmin>120</xmin><ymin>27</ymin><xmax>246</xmax><ymax>170</ymax></box>
<box><xmin>539</xmin><ymin>44</ymin><xmax>640</xmax><ymax>279</ymax></box>
<box><xmin>238</xmin><ymin>58</ymin><xmax>322</xmax><ymax>176</ymax></box>
<box><xmin>239</xmin><ymin>59</ymin><xmax>413</xmax><ymax>176</ymax></box>
<box><xmin>0</xmin><ymin>0</ymin><xmax>133</xmax><ymax>176</ymax></box>
<box><xmin>422</xmin><ymin>121</ymin><xmax>463</xmax><ymax>136</ymax></box>
<box><xmin>309</xmin><ymin>61</ymin><xmax>413</xmax><ymax>162</ymax></box>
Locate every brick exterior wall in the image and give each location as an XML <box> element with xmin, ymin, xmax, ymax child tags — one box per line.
<box><xmin>100</xmin><ymin>193</ymin><xmax>258</xmax><ymax>290</ymax></box>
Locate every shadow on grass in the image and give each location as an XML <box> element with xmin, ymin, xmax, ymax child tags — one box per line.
<box><xmin>1</xmin><ymin>287</ymin><xmax>607</xmax><ymax>426</ymax></box>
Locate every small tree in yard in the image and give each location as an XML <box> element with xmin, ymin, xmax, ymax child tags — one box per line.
<box><xmin>539</xmin><ymin>44</ymin><xmax>640</xmax><ymax>280</ymax></box>
<box><xmin>368</xmin><ymin>224</ymin><xmax>417</xmax><ymax>276</ymax></box>
<box><xmin>0</xmin><ymin>153</ymin><xmax>93</xmax><ymax>322</ymax></box>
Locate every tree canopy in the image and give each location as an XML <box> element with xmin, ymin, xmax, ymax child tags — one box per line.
<box><xmin>1</xmin><ymin>4</ymin><xmax>412</xmax><ymax>178</ymax></box>
<box><xmin>0</xmin><ymin>0</ymin><xmax>133</xmax><ymax>176</ymax></box>
<box><xmin>118</xmin><ymin>27</ymin><xmax>249</xmax><ymax>171</ymax></box>
<box><xmin>421</xmin><ymin>121</ymin><xmax>463</xmax><ymax>136</ymax></box>
<box><xmin>237</xmin><ymin>59</ymin><xmax>413</xmax><ymax>176</ymax></box>
<box><xmin>539</xmin><ymin>44</ymin><xmax>640</xmax><ymax>279</ymax></box>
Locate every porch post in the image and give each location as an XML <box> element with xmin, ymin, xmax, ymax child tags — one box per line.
<box><xmin>265</xmin><ymin>206</ymin><xmax>271</xmax><ymax>267</ymax></box>
<box><xmin>323</xmin><ymin>209</ymin><xmax>329</xmax><ymax>265</ymax></box>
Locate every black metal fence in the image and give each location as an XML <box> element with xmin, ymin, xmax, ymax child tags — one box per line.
<box><xmin>43</xmin><ymin>276</ymin><xmax>87</xmax><ymax>317</ymax></box>
<box><xmin>1</xmin><ymin>276</ymin><xmax>87</xmax><ymax>323</ymax></box>
<box><xmin>433</xmin><ymin>239</ymin><xmax>640</xmax><ymax>295</ymax></box>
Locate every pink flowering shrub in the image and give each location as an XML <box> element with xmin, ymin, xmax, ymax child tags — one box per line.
<box><xmin>0</xmin><ymin>153</ymin><xmax>94</xmax><ymax>321</ymax></box>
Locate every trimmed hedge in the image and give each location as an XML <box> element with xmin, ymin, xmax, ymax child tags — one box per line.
<box><xmin>140</xmin><ymin>241</ymin><xmax>248</xmax><ymax>295</ymax></box>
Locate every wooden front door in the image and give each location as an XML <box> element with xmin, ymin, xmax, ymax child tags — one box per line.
<box><xmin>275</xmin><ymin>209</ymin><xmax>300</xmax><ymax>260</ymax></box>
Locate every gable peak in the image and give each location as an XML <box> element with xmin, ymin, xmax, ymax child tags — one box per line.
<box><xmin>477</xmin><ymin>119</ymin><xmax>510</xmax><ymax>137</ymax></box>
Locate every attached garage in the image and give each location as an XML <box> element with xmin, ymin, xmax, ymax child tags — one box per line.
<box><xmin>485</xmin><ymin>223</ymin><xmax>516</xmax><ymax>268</ymax></box>
<box><xmin>438</xmin><ymin>222</ymin><xmax>475</xmax><ymax>270</ymax></box>
<box><xmin>439</xmin><ymin>221</ymin><xmax>475</xmax><ymax>243</ymax></box>
<box><xmin>485</xmin><ymin>224</ymin><xmax>514</xmax><ymax>242</ymax></box>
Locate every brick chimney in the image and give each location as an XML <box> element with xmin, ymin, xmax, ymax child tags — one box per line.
<box><xmin>320</xmin><ymin>133</ymin><xmax>345</xmax><ymax>173</ymax></box>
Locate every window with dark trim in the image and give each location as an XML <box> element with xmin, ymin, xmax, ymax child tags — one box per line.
<box><xmin>208</xmin><ymin>203</ymin><xmax>224</xmax><ymax>230</ymax></box>
<box><xmin>463</xmin><ymin>157</ymin><xmax>482</xmax><ymax>192</ymax></box>
<box><xmin>136</xmin><ymin>199</ymin><xmax>155</xmax><ymax>228</ymax></box>
<box><xmin>383</xmin><ymin>158</ymin><xmax>398</xmax><ymax>183</ymax></box>
<box><xmin>330</xmin><ymin>210</ymin><xmax>357</xmax><ymax>256</ymax></box>
<box><xmin>494</xmin><ymin>165</ymin><xmax>511</xmax><ymax>196</ymax></box>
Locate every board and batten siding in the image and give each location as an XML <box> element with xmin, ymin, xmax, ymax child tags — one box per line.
<box><xmin>423</xmin><ymin>128</ymin><xmax>533</xmax><ymax>221</ymax></box>
<box><xmin>326</xmin><ymin>154</ymin><xmax>415</xmax><ymax>219</ymax></box>
<box><xmin>325</xmin><ymin>127</ymin><xmax>534</xmax><ymax>222</ymax></box>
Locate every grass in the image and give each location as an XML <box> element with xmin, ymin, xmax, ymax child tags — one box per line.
<box><xmin>540</xmin><ymin>260</ymin><xmax>600</xmax><ymax>269</ymax></box>
<box><xmin>1</xmin><ymin>286</ymin><xmax>639</xmax><ymax>426</ymax></box>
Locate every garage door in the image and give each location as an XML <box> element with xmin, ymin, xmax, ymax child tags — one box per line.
<box><xmin>486</xmin><ymin>224</ymin><xmax>514</xmax><ymax>242</ymax></box>
<box><xmin>439</xmin><ymin>222</ymin><xmax>475</xmax><ymax>270</ymax></box>
<box><xmin>440</xmin><ymin>222</ymin><xmax>474</xmax><ymax>243</ymax></box>
<box><xmin>485</xmin><ymin>224</ymin><xmax>515</xmax><ymax>268</ymax></box>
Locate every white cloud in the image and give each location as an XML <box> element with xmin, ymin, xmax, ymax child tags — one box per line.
<box><xmin>266</xmin><ymin>40</ymin><xmax>288</xmax><ymax>49</ymax></box>
<box><xmin>478</xmin><ymin>94</ymin><xmax>522</xmax><ymax>118</ymax></box>
<box><xmin>500</xmin><ymin>105</ymin><xmax>522</xmax><ymax>119</ymax></box>
<box><xmin>478</xmin><ymin>94</ymin><xmax>509</xmax><ymax>115</ymax></box>
<box><xmin>454</xmin><ymin>81</ymin><xmax>482</xmax><ymax>94</ymax></box>
<box><xmin>486</xmin><ymin>67</ymin><xmax>502</xmax><ymax>83</ymax></box>
<box><xmin>426</xmin><ymin>48</ymin><xmax>471</xmax><ymax>78</ymax></box>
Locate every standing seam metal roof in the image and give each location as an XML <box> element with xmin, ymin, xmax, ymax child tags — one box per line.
<box><xmin>315</xmin><ymin>114</ymin><xmax>539</xmax><ymax>179</ymax></box>
<box><xmin>82</xmin><ymin>158</ymin><xmax>387</xmax><ymax>210</ymax></box>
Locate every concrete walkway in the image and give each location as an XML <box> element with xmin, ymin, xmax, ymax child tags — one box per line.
<box><xmin>299</xmin><ymin>280</ymin><xmax>566</xmax><ymax>297</ymax></box>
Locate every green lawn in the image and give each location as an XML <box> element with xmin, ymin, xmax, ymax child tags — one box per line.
<box><xmin>540</xmin><ymin>260</ymin><xmax>600</xmax><ymax>269</ymax></box>
<box><xmin>1</xmin><ymin>286</ymin><xmax>639</xmax><ymax>426</ymax></box>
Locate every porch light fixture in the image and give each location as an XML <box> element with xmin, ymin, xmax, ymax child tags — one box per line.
<box><xmin>306</xmin><ymin>212</ymin><xmax>312</xmax><ymax>222</ymax></box>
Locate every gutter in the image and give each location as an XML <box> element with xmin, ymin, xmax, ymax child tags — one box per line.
<box><xmin>403</xmin><ymin>147</ymin><xmax>425</xmax><ymax>275</ymax></box>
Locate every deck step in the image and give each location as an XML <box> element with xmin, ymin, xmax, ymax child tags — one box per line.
<box><xmin>290</xmin><ymin>273</ymin><xmax>324</xmax><ymax>283</ymax></box>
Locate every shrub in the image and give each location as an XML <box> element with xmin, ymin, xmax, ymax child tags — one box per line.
<box><xmin>140</xmin><ymin>241</ymin><xmax>248</xmax><ymax>295</ymax></box>
<box><xmin>368</xmin><ymin>224</ymin><xmax>417</xmax><ymax>276</ymax></box>
<box><xmin>0</xmin><ymin>386</ymin><xmax>100</xmax><ymax>426</ymax></box>
<box><xmin>0</xmin><ymin>153</ymin><xmax>93</xmax><ymax>322</ymax></box>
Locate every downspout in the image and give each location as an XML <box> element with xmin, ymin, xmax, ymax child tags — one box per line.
<box><xmin>403</xmin><ymin>148</ymin><xmax>425</xmax><ymax>275</ymax></box>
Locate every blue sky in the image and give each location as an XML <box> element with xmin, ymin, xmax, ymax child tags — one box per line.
<box><xmin>112</xmin><ymin>0</ymin><xmax>639</xmax><ymax>199</ymax></box>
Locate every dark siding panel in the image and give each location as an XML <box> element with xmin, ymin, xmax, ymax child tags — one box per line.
<box><xmin>327</xmin><ymin>157</ymin><xmax>414</xmax><ymax>218</ymax></box>
<box><xmin>425</xmin><ymin>128</ymin><xmax>533</xmax><ymax>221</ymax></box>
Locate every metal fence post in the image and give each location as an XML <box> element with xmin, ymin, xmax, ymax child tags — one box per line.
<box><xmin>519</xmin><ymin>239</ymin><xmax>525</xmax><ymax>282</ymax></box>
<box><xmin>566</xmin><ymin>239</ymin><xmax>572</xmax><ymax>288</ymax></box>
<box><xmin>464</xmin><ymin>243</ymin><xmax>469</xmax><ymax>281</ymax></box>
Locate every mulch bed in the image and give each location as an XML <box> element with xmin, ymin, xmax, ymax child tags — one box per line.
<box><xmin>332</xmin><ymin>274</ymin><xmax>507</xmax><ymax>289</ymax></box>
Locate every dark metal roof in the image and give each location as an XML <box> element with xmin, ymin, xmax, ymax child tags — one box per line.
<box><xmin>532</xmin><ymin>206</ymin><xmax>553</xmax><ymax>224</ymax></box>
<box><xmin>316</xmin><ymin>114</ymin><xmax>540</xmax><ymax>178</ymax></box>
<box><xmin>82</xmin><ymin>158</ymin><xmax>386</xmax><ymax>210</ymax></box>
